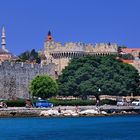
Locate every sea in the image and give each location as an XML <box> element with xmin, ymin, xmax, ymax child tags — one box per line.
<box><xmin>0</xmin><ymin>115</ymin><xmax>140</xmax><ymax>140</ymax></box>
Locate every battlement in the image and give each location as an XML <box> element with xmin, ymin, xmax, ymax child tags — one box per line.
<box><xmin>43</xmin><ymin>40</ymin><xmax>118</xmax><ymax>73</ymax></box>
<box><xmin>44</xmin><ymin>41</ymin><xmax>118</xmax><ymax>54</ymax></box>
<box><xmin>0</xmin><ymin>61</ymin><xmax>55</xmax><ymax>99</ymax></box>
<box><xmin>0</xmin><ymin>61</ymin><xmax>54</xmax><ymax>70</ymax></box>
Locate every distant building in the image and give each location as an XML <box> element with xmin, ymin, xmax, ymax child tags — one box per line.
<box><xmin>41</xmin><ymin>31</ymin><xmax>118</xmax><ymax>74</ymax></box>
<box><xmin>120</xmin><ymin>48</ymin><xmax>140</xmax><ymax>73</ymax></box>
<box><xmin>0</xmin><ymin>27</ymin><xmax>16</xmax><ymax>61</ymax></box>
<box><xmin>120</xmin><ymin>48</ymin><xmax>140</xmax><ymax>59</ymax></box>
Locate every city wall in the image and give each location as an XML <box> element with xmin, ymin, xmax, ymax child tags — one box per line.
<box><xmin>0</xmin><ymin>61</ymin><xmax>55</xmax><ymax>99</ymax></box>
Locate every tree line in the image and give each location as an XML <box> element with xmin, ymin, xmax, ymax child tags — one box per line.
<box><xmin>18</xmin><ymin>49</ymin><xmax>41</xmax><ymax>63</ymax></box>
<box><xmin>29</xmin><ymin>55</ymin><xmax>140</xmax><ymax>100</ymax></box>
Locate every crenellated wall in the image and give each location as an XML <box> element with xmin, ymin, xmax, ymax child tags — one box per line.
<box><xmin>44</xmin><ymin>41</ymin><xmax>118</xmax><ymax>54</ymax></box>
<box><xmin>0</xmin><ymin>61</ymin><xmax>55</xmax><ymax>99</ymax></box>
<box><xmin>43</xmin><ymin>41</ymin><xmax>118</xmax><ymax>74</ymax></box>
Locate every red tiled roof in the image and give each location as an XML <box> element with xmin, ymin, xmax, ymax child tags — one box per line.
<box><xmin>121</xmin><ymin>48</ymin><xmax>140</xmax><ymax>54</ymax></box>
<box><xmin>121</xmin><ymin>59</ymin><xmax>133</xmax><ymax>64</ymax></box>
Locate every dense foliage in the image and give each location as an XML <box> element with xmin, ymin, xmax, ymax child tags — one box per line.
<box><xmin>119</xmin><ymin>53</ymin><xmax>134</xmax><ymax>60</ymax></box>
<box><xmin>58</xmin><ymin>55</ymin><xmax>140</xmax><ymax>99</ymax></box>
<box><xmin>49</xmin><ymin>99</ymin><xmax>116</xmax><ymax>106</ymax></box>
<box><xmin>4</xmin><ymin>99</ymin><xmax>26</xmax><ymax>107</ymax></box>
<box><xmin>2</xmin><ymin>98</ymin><xmax>116</xmax><ymax>107</ymax></box>
<box><xmin>29</xmin><ymin>75</ymin><xmax>58</xmax><ymax>99</ymax></box>
<box><xmin>18</xmin><ymin>49</ymin><xmax>41</xmax><ymax>63</ymax></box>
<box><xmin>118</xmin><ymin>45</ymin><xmax>127</xmax><ymax>49</ymax></box>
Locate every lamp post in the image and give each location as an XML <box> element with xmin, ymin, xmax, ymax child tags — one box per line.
<box><xmin>98</xmin><ymin>88</ymin><xmax>101</xmax><ymax>93</ymax></box>
<box><xmin>98</xmin><ymin>88</ymin><xmax>101</xmax><ymax>101</ymax></box>
<box><xmin>96</xmin><ymin>88</ymin><xmax>101</xmax><ymax>107</ymax></box>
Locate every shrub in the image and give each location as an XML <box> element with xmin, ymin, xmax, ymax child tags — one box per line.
<box><xmin>49</xmin><ymin>99</ymin><xmax>95</xmax><ymax>106</ymax></box>
<box><xmin>49</xmin><ymin>99</ymin><xmax>116</xmax><ymax>106</ymax></box>
<box><xmin>100</xmin><ymin>99</ymin><xmax>117</xmax><ymax>105</ymax></box>
<box><xmin>4</xmin><ymin>100</ymin><xmax>26</xmax><ymax>107</ymax></box>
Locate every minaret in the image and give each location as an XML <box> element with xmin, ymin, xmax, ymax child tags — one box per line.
<box><xmin>1</xmin><ymin>26</ymin><xmax>6</xmax><ymax>51</ymax></box>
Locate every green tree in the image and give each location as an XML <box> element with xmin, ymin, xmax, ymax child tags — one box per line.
<box><xmin>18</xmin><ymin>49</ymin><xmax>41</xmax><ymax>63</ymax></box>
<box><xmin>118</xmin><ymin>45</ymin><xmax>127</xmax><ymax>49</ymax></box>
<box><xmin>118</xmin><ymin>45</ymin><xmax>127</xmax><ymax>53</ymax></box>
<box><xmin>29</xmin><ymin>75</ymin><xmax>58</xmax><ymax>99</ymax></box>
<box><xmin>58</xmin><ymin>55</ymin><xmax>140</xmax><ymax>100</ymax></box>
<box><xmin>18</xmin><ymin>51</ymin><xmax>30</xmax><ymax>62</ymax></box>
<box><xmin>119</xmin><ymin>53</ymin><xmax>134</xmax><ymax>60</ymax></box>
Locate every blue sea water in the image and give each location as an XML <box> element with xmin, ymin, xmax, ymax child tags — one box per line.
<box><xmin>0</xmin><ymin>115</ymin><xmax>140</xmax><ymax>140</ymax></box>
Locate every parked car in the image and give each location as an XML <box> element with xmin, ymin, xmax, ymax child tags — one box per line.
<box><xmin>116</xmin><ymin>97</ymin><xmax>128</xmax><ymax>106</ymax></box>
<box><xmin>117</xmin><ymin>101</ymin><xmax>125</xmax><ymax>106</ymax></box>
<box><xmin>35</xmin><ymin>100</ymin><xmax>53</xmax><ymax>108</ymax></box>
<box><xmin>132</xmin><ymin>100</ymin><xmax>140</xmax><ymax>106</ymax></box>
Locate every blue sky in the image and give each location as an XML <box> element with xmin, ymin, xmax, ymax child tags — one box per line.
<box><xmin>0</xmin><ymin>0</ymin><xmax>140</xmax><ymax>55</ymax></box>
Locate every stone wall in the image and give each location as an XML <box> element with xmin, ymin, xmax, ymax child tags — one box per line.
<box><xmin>0</xmin><ymin>61</ymin><xmax>55</xmax><ymax>99</ymax></box>
<box><xmin>43</xmin><ymin>41</ymin><xmax>118</xmax><ymax>74</ymax></box>
<box><xmin>44</xmin><ymin>41</ymin><xmax>118</xmax><ymax>54</ymax></box>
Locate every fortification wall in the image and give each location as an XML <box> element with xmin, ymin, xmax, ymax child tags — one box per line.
<box><xmin>44</xmin><ymin>41</ymin><xmax>118</xmax><ymax>54</ymax></box>
<box><xmin>43</xmin><ymin>41</ymin><xmax>118</xmax><ymax>73</ymax></box>
<box><xmin>0</xmin><ymin>61</ymin><xmax>55</xmax><ymax>99</ymax></box>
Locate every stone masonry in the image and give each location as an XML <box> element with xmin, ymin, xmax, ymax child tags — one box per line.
<box><xmin>42</xmin><ymin>32</ymin><xmax>118</xmax><ymax>74</ymax></box>
<box><xmin>0</xmin><ymin>61</ymin><xmax>55</xmax><ymax>99</ymax></box>
<box><xmin>42</xmin><ymin>32</ymin><xmax>140</xmax><ymax>74</ymax></box>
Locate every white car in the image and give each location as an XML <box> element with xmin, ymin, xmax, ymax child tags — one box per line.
<box><xmin>132</xmin><ymin>100</ymin><xmax>140</xmax><ymax>106</ymax></box>
<box><xmin>117</xmin><ymin>101</ymin><xmax>124</xmax><ymax>106</ymax></box>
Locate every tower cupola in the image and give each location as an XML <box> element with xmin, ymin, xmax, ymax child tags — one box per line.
<box><xmin>47</xmin><ymin>30</ymin><xmax>53</xmax><ymax>41</ymax></box>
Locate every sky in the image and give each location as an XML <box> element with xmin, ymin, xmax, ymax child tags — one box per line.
<box><xmin>0</xmin><ymin>0</ymin><xmax>140</xmax><ymax>55</ymax></box>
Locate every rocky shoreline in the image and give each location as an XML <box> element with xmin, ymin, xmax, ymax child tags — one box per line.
<box><xmin>0</xmin><ymin>105</ymin><xmax>140</xmax><ymax>118</ymax></box>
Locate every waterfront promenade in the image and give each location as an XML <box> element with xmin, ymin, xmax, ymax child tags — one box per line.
<box><xmin>0</xmin><ymin>105</ymin><xmax>140</xmax><ymax>117</ymax></box>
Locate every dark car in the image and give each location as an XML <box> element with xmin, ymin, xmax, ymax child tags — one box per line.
<box><xmin>35</xmin><ymin>100</ymin><xmax>53</xmax><ymax>108</ymax></box>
